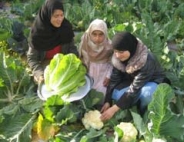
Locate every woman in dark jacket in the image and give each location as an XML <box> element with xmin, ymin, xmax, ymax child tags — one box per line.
<box><xmin>101</xmin><ymin>31</ymin><xmax>169</xmax><ymax>121</ymax></box>
<box><xmin>27</xmin><ymin>0</ymin><xmax>78</xmax><ymax>84</ymax></box>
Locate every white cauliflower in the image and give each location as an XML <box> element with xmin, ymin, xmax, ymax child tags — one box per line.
<box><xmin>82</xmin><ymin>110</ymin><xmax>104</xmax><ymax>130</ymax></box>
<box><xmin>115</xmin><ymin>122</ymin><xmax>138</xmax><ymax>142</ymax></box>
<box><xmin>152</xmin><ymin>138</ymin><xmax>167</xmax><ymax>142</ymax></box>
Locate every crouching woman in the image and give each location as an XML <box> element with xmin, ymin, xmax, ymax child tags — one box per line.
<box><xmin>101</xmin><ymin>31</ymin><xmax>170</xmax><ymax>121</ymax></box>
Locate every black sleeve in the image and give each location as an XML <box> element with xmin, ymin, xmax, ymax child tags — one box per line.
<box><xmin>104</xmin><ymin>67</ymin><xmax>130</xmax><ymax>105</ymax></box>
<box><xmin>27</xmin><ymin>47</ymin><xmax>44</xmax><ymax>78</ymax></box>
<box><xmin>116</xmin><ymin>59</ymin><xmax>155</xmax><ymax>109</ymax></box>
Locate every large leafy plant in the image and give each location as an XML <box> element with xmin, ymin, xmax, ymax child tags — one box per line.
<box><xmin>32</xmin><ymin>89</ymin><xmax>104</xmax><ymax>141</ymax></box>
<box><xmin>0</xmin><ymin>49</ymin><xmax>43</xmax><ymax>142</ymax></box>
<box><xmin>131</xmin><ymin>83</ymin><xmax>184</xmax><ymax>142</ymax></box>
<box><xmin>148</xmin><ymin>83</ymin><xmax>184</xmax><ymax>141</ymax></box>
<box><xmin>1</xmin><ymin>1</ymin><xmax>184</xmax><ymax>141</ymax></box>
<box><xmin>0</xmin><ymin>50</ymin><xmax>30</xmax><ymax>104</ymax></box>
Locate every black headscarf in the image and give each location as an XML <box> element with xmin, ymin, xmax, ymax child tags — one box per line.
<box><xmin>29</xmin><ymin>0</ymin><xmax>74</xmax><ymax>51</ymax></box>
<box><xmin>112</xmin><ymin>32</ymin><xmax>138</xmax><ymax>59</ymax></box>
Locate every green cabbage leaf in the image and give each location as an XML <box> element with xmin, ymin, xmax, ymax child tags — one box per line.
<box><xmin>44</xmin><ymin>53</ymin><xmax>86</xmax><ymax>96</ymax></box>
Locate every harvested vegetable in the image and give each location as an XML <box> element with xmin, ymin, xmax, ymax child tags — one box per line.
<box><xmin>82</xmin><ymin>110</ymin><xmax>104</xmax><ymax>130</ymax></box>
<box><xmin>44</xmin><ymin>53</ymin><xmax>86</xmax><ymax>96</ymax></box>
<box><xmin>115</xmin><ymin>122</ymin><xmax>138</xmax><ymax>142</ymax></box>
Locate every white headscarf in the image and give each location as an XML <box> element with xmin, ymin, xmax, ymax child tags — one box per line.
<box><xmin>79</xmin><ymin>19</ymin><xmax>113</xmax><ymax>67</ymax></box>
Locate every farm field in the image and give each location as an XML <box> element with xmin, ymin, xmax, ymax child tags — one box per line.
<box><xmin>0</xmin><ymin>0</ymin><xmax>184</xmax><ymax>142</ymax></box>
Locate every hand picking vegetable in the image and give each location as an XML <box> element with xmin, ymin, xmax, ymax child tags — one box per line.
<box><xmin>82</xmin><ymin>110</ymin><xmax>104</xmax><ymax>130</ymax></box>
<box><xmin>44</xmin><ymin>53</ymin><xmax>87</xmax><ymax>96</ymax></box>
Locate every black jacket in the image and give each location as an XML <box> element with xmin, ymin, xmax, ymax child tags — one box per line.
<box><xmin>104</xmin><ymin>52</ymin><xmax>168</xmax><ymax>110</ymax></box>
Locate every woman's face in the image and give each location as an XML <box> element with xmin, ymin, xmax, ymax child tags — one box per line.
<box><xmin>114</xmin><ymin>50</ymin><xmax>130</xmax><ymax>62</ymax></box>
<box><xmin>90</xmin><ymin>30</ymin><xmax>105</xmax><ymax>44</ymax></box>
<box><xmin>50</xmin><ymin>9</ymin><xmax>64</xmax><ymax>27</ymax></box>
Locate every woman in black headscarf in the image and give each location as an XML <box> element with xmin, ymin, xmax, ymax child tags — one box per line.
<box><xmin>100</xmin><ymin>31</ymin><xmax>170</xmax><ymax>120</ymax></box>
<box><xmin>27</xmin><ymin>0</ymin><xmax>78</xmax><ymax>84</ymax></box>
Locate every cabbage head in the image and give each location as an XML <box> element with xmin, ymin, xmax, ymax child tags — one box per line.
<box><xmin>44</xmin><ymin>53</ymin><xmax>87</xmax><ymax>96</ymax></box>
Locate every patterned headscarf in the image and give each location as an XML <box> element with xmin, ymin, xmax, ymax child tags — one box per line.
<box><xmin>79</xmin><ymin>19</ymin><xmax>113</xmax><ymax>67</ymax></box>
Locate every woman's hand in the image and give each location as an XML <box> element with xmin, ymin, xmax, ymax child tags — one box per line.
<box><xmin>34</xmin><ymin>75</ymin><xmax>44</xmax><ymax>84</ymax></box>
<box><xmin>100</xmin><ymin>105</ymin><xmax>120</xmax><ymax>121</ymax></box>
<box><xmin>101</xmin><ymin>102</ymin><xmax>110</xmax><ymax>113</ymax></box>
<box><xmin>103</xmin><ymin>77</ymin><xmax>110</xmax><ymax>87</ymax></box>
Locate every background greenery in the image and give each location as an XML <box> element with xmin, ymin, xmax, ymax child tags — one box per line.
<box><xmin>1</xmin><ymin>0</ymin><xmax>183</xmax><ymax>92</ymax></box>
<box><xmin>0</xmin><ymin>0</ymin><xmax>184</xmax><ymax>141</ymax></box>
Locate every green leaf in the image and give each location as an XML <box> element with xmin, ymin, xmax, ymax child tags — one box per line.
<box><xmin>0</xmin><ymin>50</ymin><xmax>32</xmax><ymax>100</ymax></box>
<box><xmin>44</xmin><ymin>95</ymin><xmax>65</xmax><ymax>106</ymax></box>
<box><xmin>55</xmin><ymin>104</ymin><xmax>78</xmax><ymax>124</ymax></box>
<box><xmin>148</xmin><ymin>83</ymin><xmax>184</xmax><ymax>141</ymax></box>
<box><xmin>0</xmin><ymin>113</ymin><xmax>36</xmax><ymax>142</ymax></box>
<box><xmin>36</xmin><ymin>113</ymin><xmax>60</xmax><ymax>141</ymax></box>
<box><xmin>81</xmin><ymin>89</ymin><xmax>104</xmax><ymax>109</ymax></box>
<box><xmin>80</xmin><ymin>128</ymin><xmax>105</xmax><ymax>142</ymax></box>
<box><xmin>0</xmin><ymin>103</ymin><xmax>20</xmax><ymax>115</ymax></box>
<box><xmin>131</xmin><ymin>111</ymin><xmax>146</xmax><ymax>136</ymax></box>
<box><xmin>19</xmin><ymin>96</ymin><xmax>43</xmax><ymax>112</ymax></box>
<box><xmin>131</xmin><ymin>110</ymin><xmax>152</xmax><ymax>142</ymax></box>
<box><xmin>114</xmin><ymin>126</ymin><xmax>124</xmax><ymax>141</ymax></box>
<box><xmin>52</xmin><ymin>124</ymin><xmax>85</xmax><ymax>141</ymax></box>
<box><xmin>43</xmin><ymin>106</ymin><xmax>56</xmax><ymax>122</ymax></box>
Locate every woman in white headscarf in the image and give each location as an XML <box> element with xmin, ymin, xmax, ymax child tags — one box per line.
<box><xmin>79</xmin><ymin>19</ymin><xmax>113</xmax><ymax>103</ymax></box>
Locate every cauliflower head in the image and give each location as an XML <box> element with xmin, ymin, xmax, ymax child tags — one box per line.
<box><xmin>116</xmin><ymin>122</ymin><xmax>138</xmax><ymax>142</ymax></box>
<box><xmin>152</xmin><ymin>138</ymin><xmax>167</xmax><ymax>142</ymax></box>
<box><xmin>82</xmin><ymin>110</ymin><xmax>104</xmax><ymax>130</ymax></box>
